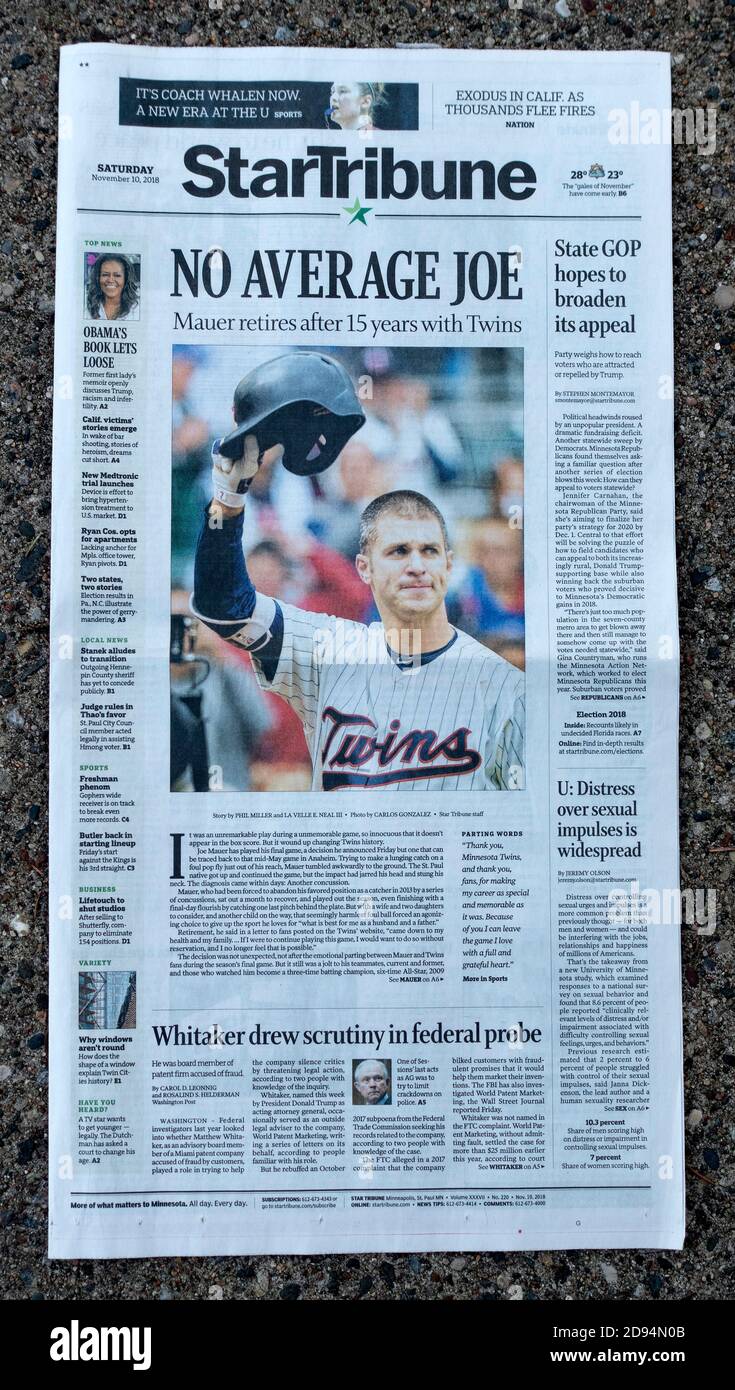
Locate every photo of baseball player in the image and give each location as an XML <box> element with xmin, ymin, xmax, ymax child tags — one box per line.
<box><xmin>175</xmin><ymin>348</ymin><xmax>525</xmax><ymax>793</ymax></box>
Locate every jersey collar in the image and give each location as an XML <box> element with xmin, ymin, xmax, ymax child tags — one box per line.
<box><xmin>386</xmin><ymin>628</ymin><xmax>459</xmax><ymax>671</ymax></box>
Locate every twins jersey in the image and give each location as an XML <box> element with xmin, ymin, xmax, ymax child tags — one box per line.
<box><xmin>233</xmin><ymin>601</ymin><xmax>525</xmax><ymax>792</ymax></box>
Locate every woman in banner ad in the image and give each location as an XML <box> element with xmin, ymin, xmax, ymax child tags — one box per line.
<box><xmin>327</xmin><ymin>80</ymin><xmax>386</xmax><ymax>132</ymax></box>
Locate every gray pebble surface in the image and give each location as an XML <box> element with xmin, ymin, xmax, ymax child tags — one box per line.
<box><xmin>0</xmin><ymin>0</ymin><xmax>733</xmax><ymax>1302</ymax></box>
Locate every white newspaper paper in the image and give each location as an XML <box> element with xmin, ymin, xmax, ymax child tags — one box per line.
<box><xmin>49</xmin><ymin>44</ymin><xmax>684</xmax><ymax>1256</ymax></box>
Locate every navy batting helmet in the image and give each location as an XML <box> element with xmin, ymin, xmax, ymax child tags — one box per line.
<box><xmin>217</xmin><ymin>351</ymin><xmax>365</xmax><ymax>476</ymax></box>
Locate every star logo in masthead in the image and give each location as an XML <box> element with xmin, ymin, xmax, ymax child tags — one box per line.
<box><xmin>343</xmin><ymin>197</ymin><xmax>373</xmax><ymax>226</ymax></box>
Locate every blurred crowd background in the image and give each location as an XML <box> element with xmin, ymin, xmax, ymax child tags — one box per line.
<box><xmin>171</xmin><ymin>345</ymin><xmax>524</xmax><ymax>792</ymax></box>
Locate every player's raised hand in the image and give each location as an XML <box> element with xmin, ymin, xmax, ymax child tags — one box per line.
<box><xmin>211</xmin><ymin>432</ymin><xmax>260</xmax><ymax>511</ymax></box>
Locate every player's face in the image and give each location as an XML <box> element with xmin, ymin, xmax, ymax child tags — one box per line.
<box><xmin>356</xmin><ymin>1066</ymin><xmax>388</xmax><ymax>1103</ymax></box>
<box><xmin>330</xmin><ymin>81</ymin><xmax>369</xmax><ymax>128</ymax></box>
<box><xmin>99</xmin><ymin>259</ymin><xmax>125</xmax><ymax>302</ymax></box>
<box><xmin>357</xmin><ymin>514</ymin><xmax>452</xmax><ymax>624</ymax></box>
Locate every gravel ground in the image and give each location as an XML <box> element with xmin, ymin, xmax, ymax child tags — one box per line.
<box><xmin>0</xmin><ymin>0</ymin><xmax>732</xmax><ymax>1302</ymax></box>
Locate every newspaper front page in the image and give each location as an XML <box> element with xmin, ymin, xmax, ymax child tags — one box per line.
<box><xmin>48</xmin><ymin>44</ymin><xmax>684</xmax><ymax>1256</ymax></box>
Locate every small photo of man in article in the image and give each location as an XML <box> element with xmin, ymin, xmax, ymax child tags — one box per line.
<box><xmin>352</xmin><ymin>1058</ymin><xmax>392</xmax><ymax>1106</ymax></box>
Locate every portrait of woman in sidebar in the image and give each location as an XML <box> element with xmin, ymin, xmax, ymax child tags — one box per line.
<box><xmin>327</xmin><ymin>80</ymin><xmax>386</xmax><ymax>133</ymax></box>
<box><xmin>85</xmin><ymin>253</ymin><xmax>140</xmax><ymax>321</ymax></box>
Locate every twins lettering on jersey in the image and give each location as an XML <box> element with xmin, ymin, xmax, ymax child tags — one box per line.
<box><xmin>321</xmin><ymin>705</ymin><xmax>482</xmax><ymax>790</ymax></box>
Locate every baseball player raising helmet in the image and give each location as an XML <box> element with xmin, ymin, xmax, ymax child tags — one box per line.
<box><xmin>192</xmin><ymin>351</ymin><xmax>525</xmax><ymax>791</ymax></box>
